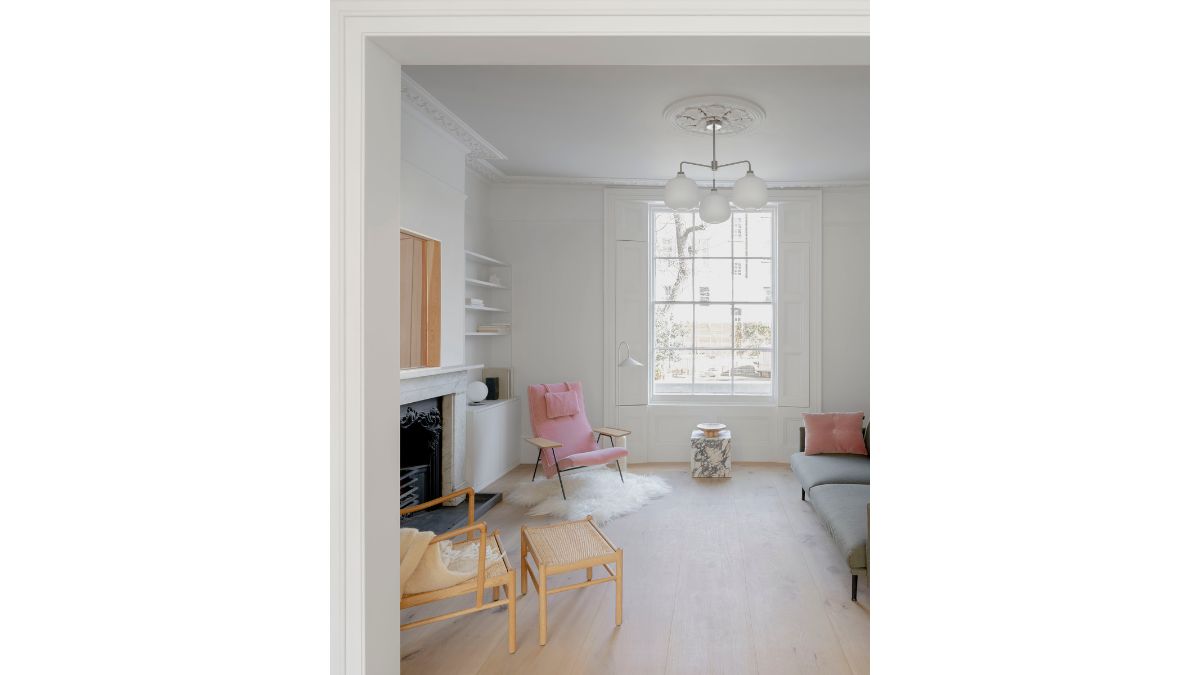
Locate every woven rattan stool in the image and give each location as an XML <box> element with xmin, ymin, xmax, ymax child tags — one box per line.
<box><xmin>520</xmin><ymin>515</ymin><xmax>622</xmax><ymax>646</ymax></box>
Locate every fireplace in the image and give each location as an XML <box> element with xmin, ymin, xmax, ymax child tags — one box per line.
<box><xmin>397</xmin><ymin>365</ymin><xmax>501</xmax><ymax>533</ymax></box>
<box><xmin>400</xmin><ymin>397</ymin><xmax>442</xmax><ymax>509</ymax></box>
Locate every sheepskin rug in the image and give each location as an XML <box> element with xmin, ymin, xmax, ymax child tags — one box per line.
<box><xmin>505</xmin><ymin>466</ymin><xmax>671</xmax><ymax>525</ymax></box>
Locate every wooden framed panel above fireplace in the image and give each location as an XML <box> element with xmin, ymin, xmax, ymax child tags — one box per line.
<box><xmin>400</xmin><ymin>228</ymin><xmax>441</xmax><ymax>368</ymax></box>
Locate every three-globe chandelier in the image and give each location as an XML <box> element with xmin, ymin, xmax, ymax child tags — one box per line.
<box><xmin>663</xmin><ymin>116</ymin><xmax>768</xmax><ymax>224</ymax></box>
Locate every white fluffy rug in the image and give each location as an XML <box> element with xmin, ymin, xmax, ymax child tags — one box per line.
<box><xmin>506</xmin><ymin>467</ymin><xmax>671</xmax><ymax>525</ymax></box>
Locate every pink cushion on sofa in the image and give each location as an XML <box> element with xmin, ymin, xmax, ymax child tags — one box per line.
<box><xmin>545</xmin><ymin>390</ymin><xmax>581</xmax><ymax>419</ymax></box>
<box><xmin>803</xmin><ymin>412</ymin><xmax>868</xmax><ymax>456</ymax></box>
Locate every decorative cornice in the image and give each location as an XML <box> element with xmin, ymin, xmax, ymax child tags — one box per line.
<box><xmin>486</xmin><ymin>174</ymin><xmax>867</xmax><ymax>189</ymax></box>
<box><xmin>465</xmin><ymin>157</ymin><xmax>505</xmax><ymax>182</ymax></box>
<box><xmin>400</xmin><ymin>73</ymin><xmax>506</xmax><ymax>161</ymax></box>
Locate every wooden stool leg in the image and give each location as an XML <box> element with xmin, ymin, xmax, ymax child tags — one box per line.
<box><xmin>615</xmin><ymin>549</ymin><xmax>623</xmax><ymax>626</ymax></box>
<box><xmin>538</xmin><ymin>565</ymin><xmax>548</xmax><ymax>646</ymax></box>
<box><xmin>586</xmin><ymin>566</ymin><xmax>592</xmax><ymax>581</ymax></box>
<box><xmin>520</xmin><ymin>529</ymin><xmax>528</xmax><ymax>596</ymax></box>
<box><xmin>493</xmin><ymin>586</ymin><xmax>500</xmax><ymax>602</ymax></box>
<box><xmin>507</xmin><ymin>574</ymin><xmax>517</xmax><ymax>654</ymax></box>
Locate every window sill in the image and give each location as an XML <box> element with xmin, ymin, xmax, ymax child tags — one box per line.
<box><xmin>647</xmin><ymin>398</ymin><xmax>777</xmax><ymax>408</ymax></box>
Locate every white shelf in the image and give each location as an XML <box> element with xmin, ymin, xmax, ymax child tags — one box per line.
<box><xmin>465</xmin><ymin>305</ymin><xmax>508</xmax><ymax>312</ymax></box>
<box><xmin>465</xmin><ymin>250</ymin><xmax>510</xmax><ymax>267</ymax></box>
<box><xmin>466</xmin><ymin>278</ymin><xmax>508</xmax><ymax>290</ymax></box>
<box><xmin>466</xmin><ymin>332</ymin><xmax>511</xmax><ymax>336</ymax></box>
<box><xmin>466</xmin><ymin>398</ymin><xmax>518</xmax><ymax>412</ymax></box>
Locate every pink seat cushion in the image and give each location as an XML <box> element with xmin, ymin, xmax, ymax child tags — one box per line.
<box><xmin>803</xmin><ymin>412</ymin><xmax>868</xmax><ymax>456</ymax></box>
<box><xmin>545</xmin><ymin>390</ymin><xmax>581</xmax><ymax>419</ymax></box>
<box><xmin>528</xmin><ymin>381</ymin><xmax>598</xmax><ymax>476</ymax></box>
<box><xmin>557</xmin><ymin>446</ymin><xmax>629</xmax><ymax>471</ymax></box>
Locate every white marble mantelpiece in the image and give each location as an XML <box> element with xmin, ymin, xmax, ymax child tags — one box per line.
<box><xmin>398</xmin><ymin>363</ymin><xmax>483</xmax><ymax>381</ymax></box>
<box><xmin>399</xmin><ymin>364</ymin><xmax>480</xmax><ymax>504</ymax></box>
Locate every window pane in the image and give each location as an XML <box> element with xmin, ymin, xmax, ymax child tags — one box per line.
<box><xmin>734</xmin><ymin>304</ymin><xmax>772</xmax><ymax>349</ymax></box>
<box><xmin>692</xmin><ymin>220</ymin><xmax>732</xmax><ymax>257</ymax></box>
<box><xmin>654</xmin><ymin>211</ymin><xmax>696</xmax><ymax>257</ymax></box>
<box><xmin>733</xmin><ymin>350</ymin><xmax>772</xmax><ymax>395</ymax></box>
<box><xmin>654</xmin><ymin>349</ymin><xmax>693</xmax><ymax>394</ymax></box>
<box><xmin>693</xmin><ymin>258</ymin><xmax>732</xmax><ymax>302</ymax></box>
<box><xmin>694</xmin><ymin>350</ymin><xmax>732</xmax><ymax>394</ymax></box>
<box><xmin>654</xmin><ymin>258</ymin><xmax>692</xmax><ymax>301</ymax></box>
<box><xmin>733</xmin><ymin>258</ymin><xmax>772</xmax><ymax>302</ymax></box>
<box><xmin>732</xmin><ymin>212</ymin><xmax>748</xmax><ymax>256</ymax></box>
<box><xmin>694</xmin><ymin>304</ymin><xmax>733</xmax><ymax>348</ymax></box>
<box><xmin>654</xmin><ymin>304</ymin><xmax>693</xmax><ymax>350</ymax></box>
<box><xmin>746</xmin><ymin>211</ymin><xmax>772</xmax><ymax>257</ymax></box>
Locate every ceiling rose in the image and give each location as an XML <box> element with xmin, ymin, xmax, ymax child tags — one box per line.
<box><xmin>663</xmin><ymin>95</ymin><xmax>766</xmax><ymax>135</ymax></box>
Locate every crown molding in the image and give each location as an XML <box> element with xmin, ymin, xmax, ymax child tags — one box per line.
<box><xmin>486</xmin><ymin>174</ymin><xmax>867</xmax><ymax>189</ymax></box>
<box><xmin>465</xmin><ymin>157</ymin><xmax>505</xmax><ymax>182</ymax></box>
<box><xmin>400</xmin><ymin>72</ymin><xmax>506</xmax><ymax>162</ymax></box>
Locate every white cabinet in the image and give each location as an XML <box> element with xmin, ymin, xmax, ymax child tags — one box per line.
<box><xmin>465</xmin><ymin>398</ymin><xmax>520</xmax><ymax>490</ymax></box>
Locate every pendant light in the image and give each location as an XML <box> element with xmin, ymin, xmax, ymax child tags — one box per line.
<box><xmin>664</xmin><ymin>117</ymin><xmax>768</xmax><ymax>223</ymax></box>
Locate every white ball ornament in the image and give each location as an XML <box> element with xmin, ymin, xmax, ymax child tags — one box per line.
<box><xmin>467</xmin><ymin>381</ymin><xmax>488</xmax><ymax>403</ymax></box>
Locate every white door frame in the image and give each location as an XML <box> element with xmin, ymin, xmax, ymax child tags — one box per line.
<box><xmin>330</xmin><ymin>3</ymin><xmax>868</xmax><ymax>673</ymax></box>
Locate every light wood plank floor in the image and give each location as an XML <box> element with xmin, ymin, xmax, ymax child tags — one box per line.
<box><xmin>401</xmin><ymin>463</ymin><xmax>869</xmax><ymax>675</ymax></box>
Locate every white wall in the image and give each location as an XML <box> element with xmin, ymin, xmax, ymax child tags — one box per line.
<box><xmin>488</xmin><ymin>184</ymin><xmax>607</xmax><ymax>454</ymax></box>
<box><xmin>488</xmin><ymin>182</ymin><xmax>869</xmax><ymax>461</ymax></box>
<box><xmin>400</xmin><ymin>106</ymin><xmax>467</xmax><ymax>364</ymax></box>
<box><xmin>465</xmin><ymin>169</ymin><xmax>492</xmax><ymax>253</ymax></box>
<box><xmin>820</xmin><ymin>186</ymin><xmax>870</xmax><ymax>416</ymax></box>
<box><xmin>463</xmin><ymin>170</ymin><xmax>494</xmax><ymax>369</ymax></box>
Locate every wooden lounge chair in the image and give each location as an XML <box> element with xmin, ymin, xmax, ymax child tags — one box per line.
<box><xmin>400</xmin><ymin>487</ymin><xmax>517</xmax><ymax>653</ymax></box>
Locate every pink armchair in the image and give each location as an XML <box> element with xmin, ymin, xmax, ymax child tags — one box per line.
<box><xmin>526</xmin><ymin>381</ymin><xmax>630</xmax><ymax>499</ymax></box>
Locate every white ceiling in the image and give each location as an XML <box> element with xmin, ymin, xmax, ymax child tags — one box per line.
<box><xmin>402</xmin><ymin>65</ymin><xmax>869</xmax><ymax>184</ymax></box>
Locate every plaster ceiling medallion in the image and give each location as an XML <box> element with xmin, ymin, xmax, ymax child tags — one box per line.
<box><xmin>663</xmin><ymin>95</ymin><xmax>766</xmax><ymax>135</ymax></box>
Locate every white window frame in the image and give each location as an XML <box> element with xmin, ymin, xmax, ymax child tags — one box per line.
<box><xmin>648</xmin><ymin>205</ymin><xmax>780</xmax><ymax>404</ymax></box>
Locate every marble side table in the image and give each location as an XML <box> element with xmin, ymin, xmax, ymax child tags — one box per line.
<box><xmin>691</xmin><ymin>429</ymin><xmax>732</xmax><ymax>478</ymax></box>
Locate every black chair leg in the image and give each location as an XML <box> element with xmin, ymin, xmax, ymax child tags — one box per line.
<box><xmin>851</xmin><ymin>574</ymin><xmax>858</xmax><ymax>601</ymax></box>
<box><xmin>802</xmin><ymin>488</ymin><xmax>806</xmax><ymax>501</ymax></box>
<box><xmin>531</xmin><ymin>449</ymin><xmax>542</xmax><ymax>482</ymax></box>
<box><xmin>551</xmin><ymin>449</ymin><xmax>567</xmax><ymax>500</ymax></box>
<box><xmin>615</xmin><ymin>459</ymin><xmax>624</xmax><ymax>483</ymax></box>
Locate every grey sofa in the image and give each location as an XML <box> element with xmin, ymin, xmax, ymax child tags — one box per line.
<box><xmin>790</xmin><ymin>426</ymin><xmax>869</xmax><ymax>601</ymax></box>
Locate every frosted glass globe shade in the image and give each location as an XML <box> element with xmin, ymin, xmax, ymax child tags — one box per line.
<box><xmin>466</xmin><ymin>381</ymin><xmax>488</xmax><ymax>403</ymax></box>
<box><xmin>732</xmin><ymin>170</ymin><xmax>768</xmax><ymax>208</ymax></box>
<box><xmin>699</xmin><ymin>189</ymin><xmax>731</xmax><ymax>224</ymax></box>
<box><xmin>663</xmin><ymin>172</ymin><xmax>700</xmax><ymax>210</ymax></box>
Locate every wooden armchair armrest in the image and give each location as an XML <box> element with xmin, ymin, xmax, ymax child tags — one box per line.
<box><xmin>400</xmin><ymin>486</ymin><xmax>476</xmax><ymax>525</ymax></box>
<box><xmin>430</xmin><ymin>521</ymin><xmax>488</xmax><ymax>605</ymax></box>
<box><xmin>525</xmin><ymin>437</ymin><xmax>563</xmax><ymax>450</ymax></box>
<box><xmin>593</xmin><ymin>426</ymin><xmax>631</xmax><ymax>437</ymax></box>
